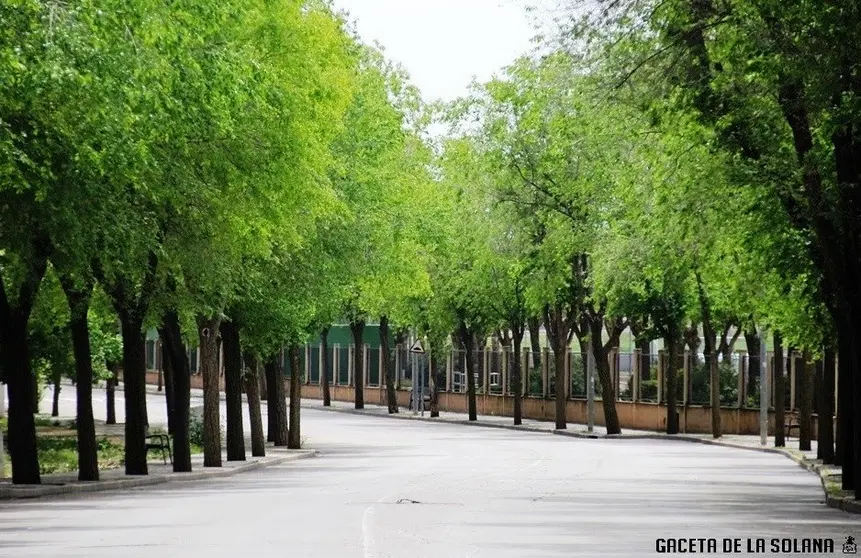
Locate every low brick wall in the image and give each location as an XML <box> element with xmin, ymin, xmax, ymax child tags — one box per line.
<box><xmin>144</xmin><ymin>370</ymin><xmax>224</xmax><ymax>392</ymax></box>
<box><xmin>143</xmin><ymin>373</ymin><xmax>820</xmax><ymax>438</ymax></box>
<box><xmin>300</xmin><ymin>385</ymin><xmax>820</xmax><ymax>438</ymax></box>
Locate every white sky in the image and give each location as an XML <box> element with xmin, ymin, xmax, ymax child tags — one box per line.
<box><xmin>333</xmin><ymin>0</ymin><xmax>540</xmax><ymax>103</ymax></box>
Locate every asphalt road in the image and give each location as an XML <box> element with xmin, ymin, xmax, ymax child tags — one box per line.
<box><xmin>0</xmin><ymin>387</ymin><xmax>857</xmax><ymax>557</ymax></box>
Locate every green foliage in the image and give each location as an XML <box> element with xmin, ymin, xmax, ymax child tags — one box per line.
<box><xmin>33</xmin><ymin>436</ymin><xmax>124</xmax><ymax>475</ymax></box>
<box><xmin>622</xmin><ymin>361</ymin><xmax>739</xmax><ymax>406</ymax></box>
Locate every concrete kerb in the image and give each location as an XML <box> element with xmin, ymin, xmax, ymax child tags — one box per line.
<box><xmin>0</xmin><ymin>450</ymin><xmax>318</xmax><ymax>501</ymax></box>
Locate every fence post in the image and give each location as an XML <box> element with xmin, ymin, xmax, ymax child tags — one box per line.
<box><xmin>378</xmin><ymin>346</ymin><xmax>384</xmax><ymax>389</ymax></box>
<box><xmin>318</xmin><ymin>344</ymin><xmax>323</xmax><ymax>386</ymax></box>
<box><xmin>737</xmin><ymin>351</ymin><xmax>746</xmax><ymax>408</ymax></box>
<box><xmin>657</xmin><ymin>350</ymin><xmax>665</xmax><ymax>404</ymax></box>
<box><xmin>522</xmin><ymin>347</ymin><xmax>529</xmax><ymax>397</ymax></box>
<box><xmin>394</xmin><ymin>345</ymin><xmax>401</xmax><ymax>389</ymax></box>
<box><xmin>364</xmin><ymin>344</ymin><xmax>370</xmax><ymax>387</ymax></box>
<box><xmin>607</xmin><ymin>348</ymin><xmax>614</xmax><ymax>400</ymax></box>
<box><xmin>632</xmin><ymin>349</ymin><xmax>641</xmax><ymax>402</ymax></box>
<box><xmin>347</xmin><ymin>344</ymin><xmax>354</xmax><ymax>387</ymax></box>
<box><xmin>445</xmin><ymin>350</ymin><xmax>452</xmax><ymax>393</ymax></box>
<box><xmin>541</xmin><ymin>347</ymin><xmax>550</xmax><ymax>398</ymax></box>
<box><xmin>564</xmin><ymin>348</ymin><xmax>572</xmax><ymax>399</ymax></box>
<box><xmin>332</xmin><ymin>344</ymin><xmax>339</xmax><ymax>386</ymax></box>
<box><xmin>482</xmin><ymin>347</ymin><xmax>490</xmax><ymax>395</ymax></box>
<box><xmin>501</xmin><ymin>348</ymin><xmax>508</xmax><ymax>396</ymax></box>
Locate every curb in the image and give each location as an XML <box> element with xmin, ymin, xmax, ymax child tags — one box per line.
<box><xmin>0</xmin><ymin>450</ymin><xmax>318</xmax><ymax>501</ymax></box>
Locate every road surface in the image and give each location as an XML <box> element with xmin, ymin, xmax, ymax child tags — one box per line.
<box><xmin>0</xmin><ymin>387</ymin><xmax>856</xmax><ymax>557</ymax></box>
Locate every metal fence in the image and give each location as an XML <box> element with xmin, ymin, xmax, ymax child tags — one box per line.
<box><xmin>146</xmin><ymin>340</ymin><xmax>821</xmax><ymax>411</ymax></box>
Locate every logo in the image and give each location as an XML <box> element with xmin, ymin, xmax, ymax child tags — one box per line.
<box><xmin>844</xmin><ymin>536</ymin><xmax>857</xmax><ymax>554</ymax></box>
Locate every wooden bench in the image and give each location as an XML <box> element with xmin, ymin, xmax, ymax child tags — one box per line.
<box><xmin>784</xmin><ymin>416</ymin><xmax>800</xmax><ymax>439</ymax></box>
<box><xmin>145</xmin><ymin>433</ymin><xmax>172</xmax><ymax>464</ymax></box>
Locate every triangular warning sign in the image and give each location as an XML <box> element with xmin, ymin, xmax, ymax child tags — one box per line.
<box><xmin>409</xmin><ymin>339</ymin><xmax>424</xmax><ymax>353</ymax></box>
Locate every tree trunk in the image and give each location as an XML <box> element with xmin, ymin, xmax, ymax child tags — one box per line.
<box><xmin>817</xmin><ymin>347</ymin><xmax>836</xmax><ymax>463</ymax></box>
<box><xmin>31</xmin><ymin>365</ymin><xmax>39</xmax><ymax>415</ymax></box>
<box><xmin>321</xmin><ymin>328</ymin><xmax>331</xmax><ymax>407</ymax></box>
<box><xmin>838</xmin><ymin>336</ymin><xmax>856</xmax><ymax>491</ymax></box>
<box><xmin>744</xmin><ymin>326</ymin><xmax>760</xmax><ymax>399</ymax></box>
<box><xmin>718</xmin><ymin>324</ymin><xmax>741</xmax><ymax>362</ymax></box>
<box><xmin>106</xmin><ymin>363</ymin><xmax>118</xmax><ymax>425</ymax></box>
<box><xmin>51</xmin><ymin>369</ymin><xmax>61</xmax><ymax>417</ymax></box>
<box><xmin>61</xmin><ymin>279</ymin><xmax>99</xmax><ymax>482</ymax></box>
<box><xmin>1</xmin><ymin>314</ymin><xmax>41</xmax><ymax>484</ymax></box>
<box><xmin>836</xmin><ymin>318</ymin><xmax>854</xmax><ymax>486</ymax></box>
<box><xmin>161</xmin><ymin>344</ymin><xmax>175</xmax><ymax>435</ymax></box>
<box><xmin>704</xmin><ymin>327</ymin><xmax>721</xmax><ymax>438</ymax></box>
<box><xmin>198</xmin><ymin>316</ymin><xmax>222</xmax><ymax>467</ymax></box>
<box><xmin>543</xmin><ymin>304</ymin><xmax>570</xmax><ymax>431</ymax></box>
<box><xmin>264</xmin><ymin>356</ymin><xmax>288</xmax><ymax>446</ymax></box>
<box><xmin>157</xmin><ymin>327</ymin><xmax>176</xmax><ymax>436</ymax></box>
<box><xmin>244</xmin><ymin>353</ymin><xmax>265</xmax><ymax>457</ymax></box>
<box><xmin>161</xmin><ymin>311</ymin><xmax>192</xmax><ymax>472</ymax></box>
<box><xmin>220</xmin><ymin>320</ymin><xmax>245</xmax><ymax>462</ymax></box>
<box><xmin>119</xmin><ymin>313</ymin><xmax>148</xmax><ymax>475</ymax></box>
<box><xmin>665</xmin><ymin>330</ymin><xmax>680</xmax><ymax>435</ymax></box>
<box><xmin>773</xmin><ymin>332</ymin><xmax>786</xmax><ymax>447</ymax></box>
<box><xmin>429</xmin><ymin>346</ymin><xmax>443</xmax><ymax>418</ymax></box>
<box><xmin>288</xmin><ymin>344</ymin><xmax>302</xmax><ymax>449</ymax></box>
<box><xmin>350</xmin><ymin>319</ymin><xmax>366</xmax><ymax>409</ymax></box>
<box><xmin>265</xmin><ymin>356</ymin><xmax>276</xmax><ymax>441</ymax></box>
<box><xmin>554</xmin><ymin>342</ymin><xmax>567</xmax><ymax>430</ymax></box>
<box><xmin>458</xmin><ymin>319</ymin><xmax>477</xmax><ymax>421</ymax></box>
<box><xmin>696</xmin><ymin>275</ymin><xmax>721</xmax><ymax>438</ymax></box>
<box><xmin>590</xmin><ymin>317</ymin><xmax>621</xmax><ymax>435</ymax></box>
<box><xmin>512</xmin><ymin>331</ymin><xmax>523</xmax><ymax>426</ymax></box>
<box><xmin>380</xmin><ymin>316</ymin><xmax>398</xmax><ymax>414</ymax></box>
<box><xmin>798</xmin><ymin>350</ymin><xmax>813</xmax><ymax>452</ymax></box>
<box><xmin>684</xmin><ymin>323</ymin><xmax>700</xmax><ymax>355</ymax></box>
<box><xmin>527</xmin><ymin>316</ymin><xmax>542</xmax><ymax>370</ymax></box>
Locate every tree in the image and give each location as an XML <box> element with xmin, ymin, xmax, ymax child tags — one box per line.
<box><xmin>564</xmin><ymin>0</ymin><xmax>861</xmax><ymax>496</ymax></box>
<box><xmin>328</xmin><ymin>43</ymin><xmax>434</xmax><ymax>412</ymax></box>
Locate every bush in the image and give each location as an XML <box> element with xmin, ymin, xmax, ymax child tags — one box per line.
<box><xmin>689</xmin><ymin>361</ymin><xmax>737</xmax><ymax>406</ymax></box>
<box><xmin>189</xmin><ymin>410</ymin><xmax>205</xmax><ymax>448</ymax></box>
<box><xmin>625</xmin><ymin>366</ymin><xmax>660</xmax><ymax>401</ymax></box>
<box><xmin>528</xmin><ymin>367</ymin><xmax>542</xmax><ymax>395</ymax></box>
<box><xmin>624</xmin><ymin>361</ymin><xmax>739</xmax><ymax>406</ymax></box>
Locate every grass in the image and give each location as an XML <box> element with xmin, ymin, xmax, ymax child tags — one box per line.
<box><xmin>1</xmin><ymin>419</ymin><xmax>221</xmax><ymax>478</ymax></box>
<box><xmin>2</xmin><ymin>433</ymin><xmax>125</xmax><ymax>477</ymax></box>
<box><xmin>35</xmin><ymin>436</ymin><xmax>125</xmax><ymax>475</ymax></box>
<box><xmin>1</xmin><ymin>416</ymin><xmax>125</xmax><ymax>477</ymax></box>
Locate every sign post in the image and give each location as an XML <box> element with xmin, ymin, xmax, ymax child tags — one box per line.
<box><xmin>587</xmin><ymin>348</ymin><xmax>596</xmax><ymax>433</ymax></box>
<box><xmin>410</xmin><ymin>338</ymin><xmax>424</xmax><ymax>415</ymax></box>
<box><xmin>760</xmin><ymin>328</ymin><xmax>769</xmax><ymax>446</ymax></box>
